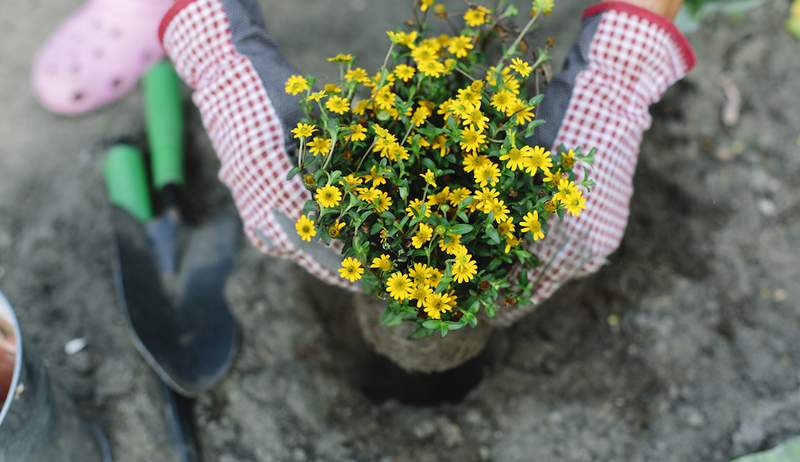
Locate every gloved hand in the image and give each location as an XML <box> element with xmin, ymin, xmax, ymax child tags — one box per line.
<box><xmin>159</xmin><ymin>0</ymin><xmax>695</xmax><ymax>326</ymax></box>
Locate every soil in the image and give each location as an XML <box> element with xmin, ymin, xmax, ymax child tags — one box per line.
<box><xmin>1</xmin><ymin>1</ymin><xmax>799</xmax><ymax>461</ymax></box>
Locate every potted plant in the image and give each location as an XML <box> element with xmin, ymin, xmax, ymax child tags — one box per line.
<box><xmin>0</xmin><ymin>292</ymin><xmax>111</xmax><ymax>461</ymax></box>
<box><xmin>287</xmin><ymin>0</ymin><xmax>592</xmax><ymax>372</ymax></box>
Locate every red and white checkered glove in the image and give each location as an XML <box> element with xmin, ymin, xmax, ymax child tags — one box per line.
<box><xmin>159</xmin><ymin>0</ymin><xmax>695</xmax><ymax>324</ymax></box>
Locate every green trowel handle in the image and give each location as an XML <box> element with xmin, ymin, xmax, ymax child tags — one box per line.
<box><xmin>144</xmin><ymin>61</ymin><xmax>185</xmax><ymax>190</ymax></box>
<box><xmin>104</xmin><ymin>145</ymin><xmax>153</xmax><ymax>223</ymax></box>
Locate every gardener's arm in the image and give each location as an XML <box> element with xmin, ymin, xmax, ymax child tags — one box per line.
<box><xmin>159</xmin><ymin>0</ymin><xmax>351</xmax><ymax>288</ymax></box>
<box><xmin>492</xmin><ymin>0</ymin><xmax>695</xmax><ymax>326</ymax></box>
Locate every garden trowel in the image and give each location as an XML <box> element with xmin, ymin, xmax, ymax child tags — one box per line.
<box><xmin>104</xmin><ymin>62</ymin><xmax>240</xmax><ymax>460</ymax></box>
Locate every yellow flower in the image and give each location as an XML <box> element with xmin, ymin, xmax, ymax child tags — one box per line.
<box><xmin>432</xmin><ymin>135</ymin><xmax>450</xmax><ymax>157</ymax></box>
<box><xmin>412</xmin><ymin>105</ymin><xmax>431</xmax><ymax>127</ymax></box>
<box><xmin>418</xmin><ymin>59</ymin><xmax>446</xmax><ymax>78</ymax></box>
<box><xmin>491</xmin><ymin>90</ymin><xmax>515</xmax><ymax>113</ymax></box>
<box><xmin>307</xmin><ymin>90</ymin><xmax>326</xmax><ymax>102</ymax></box>
<box><xmin>352</xmin><ymin>99</ymin><xmax>370</xmax><ymax>115</ymax></box>
<box><xmin>307</xmin><ymin>137</ymin><xmax>331</xmax><ymax>156</ymax></box>
<box><xmin>373</xmin><ymin>190</ymin><xmax>393</xmax><ymax>213</ymax></box>
<box><xmin>406</xmin><ymin>198</ymin><xmax>431</xmax><ymax>218</ymax></box>
<box><xmin>315</xmin><ymin>184</ymin><xmax>342</xmax><ymax>208</ymax></box>
<box><xmin>423</xmin><ymin>292</ymin><xmax>456</xmax><ymax>319</ymax></box>
<box><xmin>463</xmin><ymin>153</ymin><xmax>489</xmax><ymax>173</ymax></box>
<box><xmin>371</xmin><ymin>254</ymin><xmax>393</xmax><ymax>272</ymax></box>
<box><xmin>438</xmin><ymin>234</ymin><xmax>463</xmax><ymax>255</ymax></box>
<box><xmin>532</xmin><ymin>0</ymin><xmax>555</xmax><ymax>16</ymax></box>
<box><xmin>523</xmin><ymin>146</ymin><xmax>553</xmax><ymax>176</ymax></box>
<box><xmin>386</xmin><ymin>272</ymin><xmax>414</xmax><ymax>301</ymax></box>
<box><xmin>421</xmin><ymin>169</ymin><xmax>437</xmax><ymax>187</ymax></box>
<box><xmin>339</xmin><ymin>257</ymin><xmax>364</xmax><ymax>282</ymax></box>
<box><xmin>485</xmin><ymin>198</ymin><xmax>510</xmax><ymax>223</ymax></box>
<box><xmin>285</xmin><ymin>75</ymin><xmax>310</xmax><ymax>95</ymax></box>
<box><xmin>504</xmin><ymin>234</ymin><xmax>521</xmax><ymax>254</ymax></box>
<box><xmin>464</xmin><ymin>6</ymin><xmax>490</xmax><ymax>27</ymax></box>
<box><xmin>498</xmin><ymin>218</ymin><xmax>516</xmax><ymax>237</ymax></box>
<box><xmin>474</xmin><ymin>187</ymin><xmax>500</xmax><ymax>211</ymax></box>
<box><xmin>564</xmin><ymin>190</ymin><xmax>586</xmax><ymax>217</ymax></box>
<box><xmin>409</xmin><ymin>262</ymin><xmax>436</xmax><ymax>286</ymax></box>
<box><xmin>364</xmin><ymin>166</ymin><xmax>387</xmax><ymax>187</ymax></box>
<box><xmin>327</xmin><ymin>53</ymin><xmax>354</xmax><ymax>63</ymax></box>
<box><xmin>295</xmin><ymin>214</ymin><xmax>317</xmax><ymax>241</ymax></box>
<box><xmin>449</xmin><ymin>187</ymin><xmax>471</xmax><ymax>207</ymax></box>
<box><xmin>520</xmin><ymin>211</ymin><xmax>545</xmax><ymax>241</ymax></box>
<box><xmin>412</xmin><ymin>45</ymin><xmax>439</xmax><ymax>63</ymax></box>
<box><xmin>394</xmin><ymin>64</ymin><xmax>416</xmax><ymax>82</ymax></box>
<box><xmin>543</xmin><ymin>167</ymin><xmax>563</xmax><ymax>186</ymax></box>
<box><xmin>452</xmin><ymin>252</ymin><xmax>477</xmax><ymax>283</ymax></box>
<box><xmin>420</xmin><ymin>0</ymin><xmax>435</xmax><ymax>12</ymax></box>
<box><xmin>345</xmin><ymin>67</ymin><xmax>370</xmax><ymax>85</ymax></box>
<box><xmin>325</xmin><ymin>95</ymin><xmax>349</xmax><ymax>114</ymax></box>
<box><xmin>387</xmin><ymin>30</ymin><xmax>418</xmax><ymax>48</ymax></box>
<box><xmin>373</xmin><ymin>86</ymin><xmax>397</xmax><ymax>111</ymax></box>
<box><xmin>460</xmin><ymin>126</ymin><xmax>486</xmax><ymax>154</ymax></box>
<box><xmin>356</xmin><ymin>187</ymin><xmax>380</xmax><ymax>203</ymax></box>
<box><xmin>474</xmin><ymin>161</ymin><xmax>500</xmax><ymax>187</ymax></box>
<box><xmin>411</xmin><ymin>223</ymin><xmax>434</xmax><ymax>248</ymax></box>
<box><xmin>561</xmin><ymin>149</ymin><xmax>576</xmax><ymax>168</ymax></box>
<box><xmin>427</xmin><ymin>187</ymin><xmax>451</xmax><ymax>207</ymax></box>
<box><xmin>323</xmin><ymin>83</ymin><xmax>342</xmax><ymax>94</ymax></box>
<box><xmin>411</xmin><ymin>284</ymin><xmax>434</xmax><ymax>308</ymax></box>
<box><xmin>511</xmin><ymin>58</ymin><xmax>533</xmax><ymax>78</ymax></box>
<box><xmin>292</xmin><ymin>122</ymin><xmax>316</xmax><ymax>139</ymax></box>
<box><xmin>328</xmin><ymin>219</ymin><xmax>345</xmax><ymax>238</ymax></box>
<box><xmin>448</xmin><ymin>35</ymin><xmax>474</xmax><ymax>58</ymax></box>
<box><xmin>499</xmin><ymin>147</ymin><xmax>527</xmax><ymax>171</ymax></box>
<box><xmin>508</xmin><ymin>99</ymin><xmax>536</xmax><ymax>125</ymax></box>
<box><xmin>462</xmin><ymin>106</ymin><xmax>489</xmax><ymax>132</ymax></box>
<box><xmin>346</xmin><ymin>124</ymin><xmax>367</xmax><ymax>142</ymax></box>
<box><xmin>434</xmin><ymin>3</ymin><xmax>446</xmax><ymax>15</ymax></box>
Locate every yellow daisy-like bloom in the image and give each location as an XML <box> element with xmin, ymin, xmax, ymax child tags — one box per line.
<box><xmin>411</xmin><ymin>223</ymin><xmax>434</xmax><ymax>249</ymax></box>
<box><xmin>323</xmin><ymin>83</ymin><xmax>342</xmax><ymax>94</ymax></box>
<box><xmin>423</xmin><ymin>292</ymin><xmax>456</xmax><ymax>319</ymax></box>
<box><xmin>328</xmin><ymin>219</ymin><xmax>345</xmax><ymax>238</ymax></box>
<box><xmin>448</xmin><ymin>35</ymin><xmax>474</xmax><ymax>58</ymax></box>
<box><xmin>409</xmin><ymin>262</ymin><xmax>436</xmax><ymax>286</ymax></box>
<box><xmin>356</xmin><ymin>187</ymin><xmax>380</xmax><ymax>203</ymax></box>
<box><xmin>499</xmin><ymin>147</ymin><xmax>527</xmax><ymax>171</ymax></box>
<box><xmin>485</xmin><ymin>198</ymin><xmax>510</xmax><ymax>223</ymax></box>
<box><xmin>406</xmin><ymin>198</ymin><xmax>431</xmax><ymax>218</ymax></box>
<box><xmin>352</xmin><ymin>99</ymin><xmax>370</xmax><ymax>115</ymax></box>
<box><xmin>438</xmin><ymin>234</ymin><xmax>463</xmax><ymax>255</ymax></box>
<box><xmin>285</xmin><ymin>75</ymin><xmax>310</xmax><ymax>95</ymax></box>
<box><xmin>511</xmin><ymin>58</ymin><xmax>533</xmax><ymax>78</ymax></box>
<box><xmin>491</xmin><ymin>90</ymin><xmax>515</xmax><ymax>114</ymax></box>
<box><xmin>520</xmin><ymin>211</ymin><xmax>545</xmax><ymax>241</ymax></box>
<box><xmin>345</xmin><ymin>67</ymin><xmax>370</xmax><ymax>85</ymax></box>
<box><xmin>373</xmin><ymin>86</ymin><xmax>397</xmax><ymax>111</ymax></box>
<box><xmin>463</xmin><ymin>153</ymin><xmax>489</xmax><ymax>173</ymax></box>
<box><xmin>427</xmin><ymin>187</ymin><xmax>451</xmax><ymax>208</ymax></box>
<box><xmin>508</xmin><ymin>99</ymin><xmax>536</xmax><ymax>125</ymax></box>
<box><xmin>387</xmin><ymin>30</ymin><xmax>418</xmax><ymax>48</ymax></box>
<box><xmin>418</xmin><ymin>59</ymin><xmax>446</xmax><ymax>78</ymax></box>
<box><xmin>463</xmin><ymin>106</ymin><xmax>489</xmax><ymax>133</ymax></box>
<box><xmin>410</xmin><ymin>284</ymin><xmax>434</xmax><ymax>308</ymax></box>
<box><xmin>325</xmin><ymin>96</ymin><xmax>349</xmax><ymax>114</ymax></box>
<box><xmin>498</xmin><ymin>218</ymin><xmax>516</xmax><ymax>238</ymax></box>
<box><xmin>394</xmin><ymin>64</ymin><xmax>416</xmax><ymax>82</ymax></box>
<box><xmin>307</xmin><ymin>137</ymin><xmax>331</xmax><ymax>156</ymax></box>
<box><xmin>386</xmin><ymin>272</ymin><xmax>414</xmax><ymax>301</ymax></box>
<box><xmin>543</xmin><ymin>167</ymin><xmax>563</xmax><ymax>186</ymax></box>
<box><xmin>431</xmin><ymin>135</ymin><xmax>449</xmax><ymax>157</ymax></box>
<box><xmin>373</xmin><ymin>190</ymin><xmax>393</xmax><ymax>213</ymax></box>
<box><xmin>434</xmin><ymin>3</ymin><xmax>446</xmax><ymax>15</ymax></box>
<box><xmin>544</xmin><ymin>199</ymin><xmax>558</xmax><ymax>214</ymax></box>
<box><xmin>365</xmin><ymin>166</ymin><xmax>387</xmax><ymax>187</ymax></box>
<box><xmin>420</xmin><ymin>0</ymin><xmax>435</xmax><ymax>12</ymax></box>
<box><xmin>292</xmin><ymin>122</ymin><xmax>316</xmax><ymax>140</ymax></box>
<box><xmin>564</xmin><ymin>190</ymin><xmax>587</xmax><ymax>217</ymax></box>
<box><xmin>524</xmin><ymin>146</ymin><xmax>553</xmax><ymax>176</ymax></box>
<box><xmin>474</xmin><ymin>161</ymin><xmax>500</xmax><ymax>187</ymax></box>
<box><xmin>460</xmin><ymin>126</ymin><xmax>486</xmax><ymax>154</ymax></box>
<box><xmin>371</xmin><ymin>254</ymin><xmax>393</xmax><ymax>272</ymax></box>
<box><xmin>295</xmin><ymin>214</ymin><xmax>317</xmax><ymax>241</ymax></box>
<box><xmin>464</xmin><ymin>6</ymin><xmax>490</xmax><ymax>27</ymax></box>
<box><xmin>474</xmin><ymin>187</ymin><xmax>500</xmax><ymax>211</ymax></box>
<box><xmin>412</xmin><ymin>106</ymin><xmax>431</xmax><ymax>127</ymax></box>
<box><xmin>307</xmin><ymin>90</ymin><xmax>326</xmax><ymax>102</ymax></box>
<box><xmin>421</xmin><ymin>169</ymin><xmax>437</xmax><ymax>187</ymax></box>
<box><xmin>504</xmin><ymin>234</ymin><xmax>521</xmax><ymax>254</ymax></box>
<box><xmin>412</xmin><ymin>45</ymin><xmax>439</xmax><ymax>64</ymax></box>
<box><xmin>561</xmin><ymin>149</ymin><xmax>576</xmax><ymax>168</ymax></box>
<box><xmin>449</xmin><ymin>187</ymin><xmax>471</xmax><ymax>207</ymax></box>
<box><xmin>453</xmin><ymin>252</ymin><xmax>478</xmax><ymax>283</ymax></box>
<box><xmin>346</xmin><ymin>124</ymin><xmax>367</xmax><ymax>142</ymax></box>
<box><xmin>339</xmin><ymin>257</ymin><xmax>364</xmax><ymax>282</ymax></box>
<box><xmin>315</xmin><ymin>184</ymin><xmax>342</xmax><ymax>208</ymax></box>
<box><xmin>327</xmin><ymin>53</ymin><xmax>354</xmax><ymax>63</ymax></box>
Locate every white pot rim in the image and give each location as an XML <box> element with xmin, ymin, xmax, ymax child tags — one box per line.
<box><xmin>0</xmin><ymin>291</ymin><xmax>22</xmax><ymax>426</ymax></box>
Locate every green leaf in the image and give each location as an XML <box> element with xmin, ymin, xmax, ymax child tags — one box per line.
<box><xmin>422</xmin><ymin>319</ymin><xmax>442</xmax><ymax>330</ymax></box>
<box><xmin>449</xmin><ymin>224</ymin><xmax>474</xmax><ymax>235</ymax></box>
<box><xmin>287</xmin><ymin>166</ymin><xmax>301</xmax><ymax>180</ymax></box>
<box><xmin>484</xmin><ymin>224</ymin><xmax>501</xmax><ymax>244</ymax></box>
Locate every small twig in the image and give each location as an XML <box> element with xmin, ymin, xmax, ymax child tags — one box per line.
<box><xmin>497</xmin><ymin>12</ymin><xmax>540</xmax><ymax>70</ymax></box>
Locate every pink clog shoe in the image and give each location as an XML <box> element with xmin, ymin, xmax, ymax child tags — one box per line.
<box><xmin>32</xmin><ymin>0</ymin><xmax>173</xmax><ymax>116</ymax></box>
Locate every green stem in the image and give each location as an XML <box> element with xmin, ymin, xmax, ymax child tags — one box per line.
<box><xmin>497</xmin><ymin>12</ymin><xmax>540</xmax><ymax>70</ymax></box>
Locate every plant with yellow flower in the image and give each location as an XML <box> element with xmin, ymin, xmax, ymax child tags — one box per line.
<box><xmin>287</xmin><ymin>0</ymin><xmax>594</xmax><ymax>338</ymax></box>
